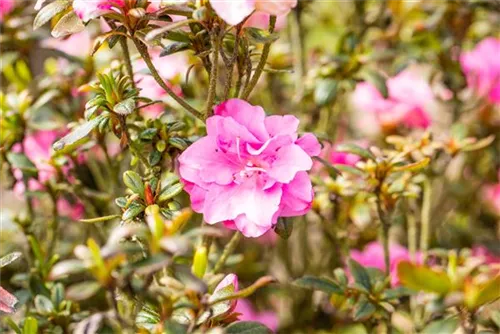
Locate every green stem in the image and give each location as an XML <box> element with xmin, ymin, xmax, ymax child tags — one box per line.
<box><xmin>212</xmin><ymin>231</ymin><xmax>242</xmax><ymax>274</ymax></box>
<box><xmin>47</xmin><ymin>186</ymin><xmax>59</xmax><ymax>255</ymax></box>
<box><xmin>420</xmin><ymin>178</ymin><xmax>432</xmax><ymax>262</ymax></box>
<box><xmin>289</xmin><ymin>6</ymin><xmax>305</xmax><ymax>101</ymax></box>
<box><xmin>240</xmin><ymin>15</ymin><xmax>276</xmax><ymax>100</ymax></box>
<box><xmin>205</xmin><ymin>28</ymin><xmax>221</xmax><ymax>118</ymax></box>
<box><xmin>132</xmin><ymin>38</ymin><xmax>204</xmax><ymax>120</ymax></box>
<box><xmin>119</xmin><ymin>39</ymin><xmax>136</xmax><ymax>89</ymax></box>
<box><xmin>223</xmin><ymin>27</ymin><xmax>241</xmax><ymax>100</ymax></box>
<box><xmin>376</xmin><ymin>196</ymin><xmax>391</xmax><ymax>276</ymax></box>
<box><xmin>407</xmin><ymin>209</ymin><xmax>417</xmax><ymax>261</ymax></box>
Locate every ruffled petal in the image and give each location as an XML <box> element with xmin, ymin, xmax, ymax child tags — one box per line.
<box><xmin>267</xmin><ymin>144</ymin><xmax>312</xmax><ymax>183</ymax></box>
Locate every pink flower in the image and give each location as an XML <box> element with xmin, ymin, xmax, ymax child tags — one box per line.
<box><xmin>210</xmin><ymin>0</ymin><xmax>296</xmax><ymax>26</ymax></box>
<box><xmin>73</xmin><ymin>0</ymin><xmax>125</xmax><ymax>22</ymax></box>
<box><xmin>12</xmin><ymin>131</ymin><xmax>84</xmax><ymax>220</ymax></box>
<box><xmin>481</xmin><ymin>172</ymin><xmax>500</xmax><ymax>215</ymax></box>
<box><xmin>350</xmin><ymin>241</ymin><xmax>419</xmax><ymax>286</ymax></box>
<box><xmin>460</xmin><ymin>38</ymin><xmax>500</xmax><ymax>104</ymax></box>
<box><xmin>178</xmin><ymin>99</ymin><xmax>320</xmax><ymax>237</ymax></box>
<box><xmin>244</xmin><ymin>12</ymin><xmax>288</xmax><ymax>30</ymax></box>
<box><xmin>0</xmin><ymin>0</ymin><xmax>14</xmax><ymax>22</ymax></box>
<box><xmin>134</xmin><ymin>48</ymin><xmax>188</xmax><ymax>118</ymax></box>
<box><xmin>472</xmin><ymin>246</ymin><xmax>500</xmax><ymax>265</ymax></box>
<box><xmin>210</xmin><ymin>274</ymin><xmax>239</xmax><ymax>314</ymax></box>
<box><xmin>352</xmin><ymin>69</ymin><xmax>434</xmax><ymax>133</ymax></box>
<box><xmin>234</xmin><ymin>299</ymin><xmax>278</xmax><ymax>332</ymax></box>
<box><xmin>41</xmin><ymin>31</ymin><xmax>92</xmax><ymax>58</ymax></box>
<box><xmin>0</xmin><ymin>286</ymin><xmax>17</xmax><ymax>314</ymax></box>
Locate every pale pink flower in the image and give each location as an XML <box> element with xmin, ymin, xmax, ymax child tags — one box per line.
<box><xmin>178</xmin><ymin>99</ymin><xmax>320</xmax><ymax>237</ymax></box>
<box><xmin>210</xmin><ymin>274</ymin><xmax>239</xmax><ymax>314</ymax></box>
<box><xmin>460</xmin><ymin>38</ymin><xmax>500</xmax><ymax>104</ymax></box>
<box><xmin>73</xmin><ymin>0</ymin><xmax>125</xmax><ymax>22</ymax></box>
<box><xmin>351</xmin><ymin>241</ymin><xmax>419</xmax><ymax>286</ymax></box>
<box><xmin>481</xmin><ymin>172</ymin><xmax>500</xmax><ymax>215</ymax></box>
<box><xmin>41</xmin><ymin>31</ymin><xmax>92</xmax><ymax>58</ymax></box>
<box><xmin>244</xmin><ymin>12</ymin><xmax>288</xmax><ymax>30</ymax></box>
<box><xmin>234</xmin><ymin>299</ymin><xmax>278</xmax><ymax>332</ymax></box>
<box><xmin>472</xmin><ymin>246</ymin><xmax>500</xmax><ymax>265</ymax></box>
<box><xmin>0</xmin><ymin>0</ymin><xmax>14</xmax><ymax>22</ymax></box>
<box><xmin>210</xmin><ymin>0</ymin><xmax>296</xmax><ymax>26</ymax></box>
<box><xmin>0</xmin><ymin>286</ymin><xmax>17</xmax><ymax>314</ymax></box>
<box><xmin>12</xmin><ymin>131</ymin><xmax>84</xmax><ymax>220</ymax></box>
<box><xmin>353</xmin><ymin>69</ymin><xmax>434</xmax><ymax>133</ymax></box>
<box><xmin>134</xmin><ymin>48</ymin><xmax>188</xmax><ymax>118</ymax></box>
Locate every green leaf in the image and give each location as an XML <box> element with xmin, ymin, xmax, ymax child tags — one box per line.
<box><xmin>6</xmin><ymin>152</ymin><xmax>38</xmax><ymax>178</ymax></box>
<box><xmin>168</xmin><ymin>137</ymin><xmax>189</xmax><ymax>150</ymax></box>
<box><xmin>160</xmin><ymin>42</ymin><xmax>190</xmax><ymax>57</ymax></box>
<box><xmin>108</xmin><ymin>25</ymin><xmax>127</xmax><ymax>49</ymax></box>
<box><xmin>348</xmin><ymin>259</ymin><xmax>372</xmax><ymax>291</ymax></box>
<box><xmin>33</xmin><ymin>0</ymin><xmax>71</xmax><ymax>30</ymax></box>
<box><xmin>226</xmin><ymin>321</ymin><xmax>272</xmax><ymax>334</ymax></box>
<box><xmin>34</xmin><ymin>295</ymin><xmax>55</xmax><ymax>315</ymax></box>
<box><xmin>333</xmin><ymin>164</ymin><xmax>365</xmax><ymax>176</ymax></box>
<box><xmin>122</xmin><ymin>203</ymin><xmax>145</xmax><ymax>221</ymax></box>
<box><xmin>245</xmin><ymin>27</ymin><xmax>280</xmax><ymax>44</ymax></box>
<box><xmin>53</xmin><ymin>115</ymin><xmax>105</xmax><ymax>152</ymax></box>
<box><xmin>0</xmin><ymin>252</ymin><xmax>22</xmax><ymax>268</ymax></box>
<box><xmin>314</xmin><ymin>79</ymin><xmax>338</xmax><ymax>106</ymax></box>
<box><xmin>51</xmin><ymin>283</ymin><xmax>64</xmax><ymax>308</ymax></box>
<box><xmin>66</xmin><ymin>281</ymin><xmax>101</xmax><ymax>301</ymax></box>
<box><xmin>51</xmin><ymin>11</ymin><xmax>85</xmax><ymax>38</ymax></box>
<box><xmin>274</xmin><ymin>217</ymin><xmax>293</xmax><ymax>240</ymax></box>
<box><xmin>115</xmin><ymin>197</ymin><xmax>128</xmax><ymax>208</ymax></box>
<box><xmin>162</xmin><ymin>320</ymin><xmax>188</xmax><ymax>334</ymax></box>
<box><xmin>466</xmin><ymin>275</ymin><xmax>500</xmax><ymax>309</ymax></box>
<box><xmin>391</xmin><ymin>158</ymin><xmax>430</xmax><ymax>173</ymax></box>
<box><xmin>421</xmin><ymin>317</ymin><xmax>459</xmax><ymax>334</ymax></box>
<box><xmin>49</xmin><ymin>260</ymin><xmax>87</xmax><ymax>280</ymax></box>
<box><xmin>123</xmin><ymin>171</ymin><xmax>145</xmax><ymax>196</ymax></box>
<box><xmin>397</xmin><ymin>261</ymin><xmax>451</xmax><ymax>295</ymax></box>
<box><xmin>353</xmin><ymin>299</ymin><xmax>376</xmax><ymax>321</ymax></box>
<box><xmin>294</xmin><ymin>276</ymin><xmax>343</xmax><ymax>295</ymax></box>
<box><xmin>335</xmin><ymin>144</ymin><xmax>375</xmax><ymax>161</ymax></box>
<box><xmin>22</xmin><ymin>317</ymin><xmax>38</xmax><ymax>334</ymax></box>
<box><xmin>381</xmin><ymin>286</ymin><xmax>414</xmax><ymax>300</ymax></box>
<box><xmin>145</xmin><ymin>19</ymin><xmax>196</xmax><ymax>41</ymax></box>
<box><xmin>31</xmin><ymin>89</ymin><xmax>60</xmax><ymax>111</ymax></box>
<box><xmin>158</xmin><ymin>183</ymin><xmax>184</xmax><ymax>203</ymax></box>
<box><xmin>149</xmin><ymin>149</ymin><xmax>162</xmax><ymax>166</ymax></box>
<box><xmin>5</xmin><ymin>317</ymin><xmax>22</xmax><ymax>334</ymax></box>
<box><xmin>79</xmin><ymin>214</ymin><xmax>120</xmax><ymax>224</ymax></box>
<box><xmin>113</xmin><ymin>98</ymin><xmax>136</xmax><ymax>115</ymax></box>
<box><xmin>140</xmin><ymin>128</ymin><xmax>158</xmax><ymax>140</ymax></box>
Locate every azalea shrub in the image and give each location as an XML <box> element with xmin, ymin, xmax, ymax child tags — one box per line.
<box><xmin>2</xmin><ymin>0</ymin><xmax>500</xmax><ymax>333</ymax></box>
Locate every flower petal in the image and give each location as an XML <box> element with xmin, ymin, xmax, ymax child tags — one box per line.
<box><xmin>279</xmin><ymin>171</ymin><xmax>313</xmax><ymax>217</ymax></box>
<box><xmin>268</xmin><ymin>144</ymin><xmax>312</xmax><ymax>183</ymax></box>
<box><xmin>296</xmin><ymin>133</ymin><xmax>321</xmax><ymax>157</ymax></box>
<box><xmin>264</xmin><ymin>115</ymin><xmax>299</xmax><ymax>138</ymax></box>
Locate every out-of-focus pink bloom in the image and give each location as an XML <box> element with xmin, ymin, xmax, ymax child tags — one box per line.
<box><xmin>178</xmin><ymin>99</ymin><xmax>320</xmax><ymax>237</ymax></box>
<box><xmin>134</xmin><ymin>48</ymin><xmax>188</xmax><ymax>118</ymax></box>
<box><xmin>353</xmin><ymin>69</ymin><xmax>434</xmax><ymax>133</ymax></box>
<box><xmin>0</xmin><ymin>0</ymin><xmax>14</xmax><ymax>22</ymax></box>
<box><xmin>210</xmin><ymin>0</ymin><xmax>296</xmax><ymax>26</ymax></box>
<box><xmin>210</xmin><ymin>274</ymin><xmax>239</xmax><ymax>313</ymax></box>
<box><xmin>41</xmin><ymin>31</ymin><xmax>92</xmax><ymax>58</ymax></box>
<box><xmin>12</xmin><ymin>131</ymin><xmax>84</xmax><ymax>220</ymax></box>
<box><xmin>244</xmin><ymin>12</ymin><xmax>288</xmax><ymax>30</ymax></box>
<box><xmin>234</xmin><ymin>299</ymin><xmax>278</xmax><ymax>332</ymax></box>
<box><xmin>0</xmin><ymin>286</ymin><xmax>17</xmax><ymax>314</ymax></box>
<box><xmin>73</xmin><ymin>0</ymin><xmax>125</xmax><ymax>22</ymax></box>
<box><xmin>460</xmin><ymin>38</ymin><xmax>500</xmax><ymax>104</ymax></box>
<box><xmin>472</xmin><ymin>246</ymin><xmax>500</xmax><ymax>266</ymax></box>
<box><xmin>481</xmin><ymin>172</ymin><xmax>500</xmax><ymax>215</ymax></box>
<box><xmin>329</xmin><ymin>143</ymin><xmax>364</xmax><ymax>167</ymax></box>
<box><xmin>351</xmin><ymin>241</ymin><xmax>419</xmax><ymax>286</ymax></box>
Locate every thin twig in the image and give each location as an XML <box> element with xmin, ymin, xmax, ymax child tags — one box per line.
<box><xmin>205</xmin><ymin>27</ymin><xmax>222</xmax><ymax>118</ymax></box>
<box><xmin>223</xmin><ymin>26</ymin><xmax>241</xmax><ymax>100</ymax></box>
<box><xmin>132</xmin><ymin>38</ymin><xmax>204</xmax><ymax>120</ymax></box>
<box><xmin>420</xmin><ymin>177</ymin><xmax>432</xmax><ymax>262</ymax></box>
<box><xmin>240</xmin><ymin>15</ymin><xmax>277</xmax><ymax>100</ymax></box>
<box><xmin>212</xmin><ymin>232</ymin><xmax>242</xmax><ymax>274</ymax></box>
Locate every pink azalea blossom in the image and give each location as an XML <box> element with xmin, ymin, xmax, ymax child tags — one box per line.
<box><xmin>178</xmin><ymin>99</ymin><xmax>320</xmax><ymax>237</ymax></box>
<box><xmin>134</xmin><ymin>48</ymin><xmax>188</xmax><ymax>118</ymax></box>
<box><xmin>352</xmin><ymin>69</ymin><xmax>434</xmax><ymax>133</ymax></box>
<box><xmin>0</xmin><ymin>0</ymin><xmax>14</xmax><ymax>22</ymax></box>
<box><xmin>481</xmin><ymin>173</ymin><xmax>500</xmax><ymax>215</ymax></box>
<box><xmin>0</xmin><ymin>286</ymin><xmax>17</xmax><ymax>314</ymax></box>
<box><xmin>73</xmin><ymin>0</ymin><xmax>125</xmax><ymax>22</ymax></box>
<box><xmin>210</xmin><ymin>274</ymin><xmax>239</xmax><ymax>313</ymax></box>
<box><xmin>210</xmin><ymin>0</ymin><xmax>297</xmax><ymax>26</ymax></box>
<box><xmin>12</xmin><ymin>131</ymin><xmax>84</xmax><ymax>220</ymax></box>
<box><xmin>460</xmin><ymin>38</ymin><xmax>500</xmax><ymax>104</ymax></box>
<box><xmin>350</xmin><ymin>241</ymin><xmax>419</xmax><ymax>286</ymax></box>
<box><xmin>244</xmin><ymin>12</ymin><xmax>288</xmax><ymax>30</ymax></box>
<box><xmin>472</xmin><ymin>246</ymin><xmax>500</xmax><ymax>265</ymax></box>
<box><xmin>41</xmin><ymin>31</ymin><xmax>92</xmax><ymax>58</ymax></box>
<box><xmin>234</xmin><ymin>299</ymin><xmax>278</xmax><ymax>332</ymax></box>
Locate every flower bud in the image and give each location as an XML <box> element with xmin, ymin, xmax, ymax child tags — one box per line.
<box><xmin>191</xmin><ymin>246</ymin><xmax>208</xmax><ymax>278</ymax></box>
